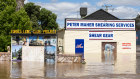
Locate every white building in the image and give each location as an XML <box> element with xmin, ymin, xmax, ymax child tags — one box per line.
<box><xmin>58</xmin><ymin>9</ymin><xmax>136</xmax><ymax>66</ymax></box>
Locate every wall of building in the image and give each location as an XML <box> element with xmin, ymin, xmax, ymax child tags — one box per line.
<box><xmin>0</xmin><ymin>52</ymin><xmax>11</xmax><ymax>61</ymax></box>
<box><xmin>63</xmin><ymin>30</ymin><xmax>135</xmax><ymax>64</ymax></box>
<box><xmin>61</xmin><ymin>30</ymin><xmax>136</xmax><ymax>73</ymax></box>
<box><xmin>63</xmin><ymin>30</ymin><xmax>136</xmax><ymax>54</ymax></box>
<box><xmin>57</xmin><ymin>30</ymin><xmax>65</xmax><ymax>53</ymax></box>
<box><xmin>11</xmin><ymin>35</ymin><xmax>57</xmax><ymax>61</ymax></box>
<box><xmin>22</xmin><ymin>46</ymin><xmax>44</xmax><ymax>61</ymax></box>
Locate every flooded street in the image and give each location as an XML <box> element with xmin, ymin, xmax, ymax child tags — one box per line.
<box><xmin>0</xmin><ymin>56</ymin><xmax>140</xmax><ymax>79</ymax></box>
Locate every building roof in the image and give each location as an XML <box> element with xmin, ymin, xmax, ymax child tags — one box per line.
<box><xmin>83</xmin><ymin>9</ymin><xmax>119</xmax><ymax>20</ymax></box>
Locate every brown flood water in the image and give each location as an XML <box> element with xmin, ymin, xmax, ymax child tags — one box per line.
<box><xmin>0</xmin><ymin>57</ymin><xmax>140</xmax><ymax>79</ymax></box>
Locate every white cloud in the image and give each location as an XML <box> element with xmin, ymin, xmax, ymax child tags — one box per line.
<box><xmin>35</xmin><ymin>2</ymin><xmax>96</xmax><ymax>27</ymax></box>
<box><xmin>108</xmin><ymin>6</ymin><xmax>139</xmax><ymax>19</ymax></box>
<box><xmin>96</xmin><ymin>0</ymin><xmax>140</xmax><ymax>19</ymax></box>
<box><xmin>36</xmin><ymin>2</ymin><xmax>90</xmax><ymax>14</ymax></box>
<box><xmin>31</xmin><ymin>1</ymin><xmax>140</xmax><ymax>28</ymax></box>
<box><xmin>97</xmin><ymin>0</ymin><xmax>140</xmax><ymax>6</ymax></box>
<box><xmin>24</xmin><ymin>0</ymin><xmax>29</xmax><ymax>4</ymax></box>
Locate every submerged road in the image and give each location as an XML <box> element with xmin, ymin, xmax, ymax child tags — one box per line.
<box><xmin>1</xmin><ymin>59</ymin><xmax>140</xmax><ymax>79</ymax></box>
<box><xmin>0</xmin><ymin>46</ymin><xmax>140</xmax><ymax>79</ymax></box>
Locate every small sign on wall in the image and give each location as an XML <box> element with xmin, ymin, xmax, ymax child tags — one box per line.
<box><xmin>122</xmin><ymin>43</ymin><xmax>131</xmax><ymax>49</ymax></box>
<box><xmin>89</xmin><ymin>31</ymin><xmax>113</xmax><ymax>40</ymax></box>
<box><xmin>75</xmin><ymin>39</ymin><xmax>84</xmax><ymax>58</ymax></box>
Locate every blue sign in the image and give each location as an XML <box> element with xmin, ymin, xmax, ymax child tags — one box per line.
<box><xmin>75</xmin><ymin>39</ymin><xmax>84</xmax><ymax>58</ymax></box>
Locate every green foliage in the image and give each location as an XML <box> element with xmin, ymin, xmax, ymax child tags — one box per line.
<box><xmin>0</xmin><ymin>1</ymin><xmax>58</xmax><ymax>52</ymax></box>
<box><xmin>40</xmin><ymin>8</ymin><xmax>58</xmax><ymax>30</ymax></box>
<box><xmin>24</xmin><ymin>2</ymin><xmax>40</xmax><ymax>28</ymax></box>
<box><xmin>24</xmin><ymin>2</ymin><xmax>40</xmax><ymax>18</ymax></box>
<box><xmin>0</xmin><ymin>1</ymin><xmax>16</xmax><ymax>52</ymax></box>
<box><xmin>24</xmin><ymin>2</ymin><xmax>59</xmax><ymax>30</ymax></box>
<box><xmin>0</xmin><ymin>0</ymin><xmax>16</xmax><ymax>12</ymax></box>
<box><xmin>11</xmin><ymin>8</ymin><xmax>32</xmax><ymax>30</ymax></box>
<box><xmin>0</xmin><ymin>1</ymin><xmax>32</xmax><ymax>52</ymax></box>
<box><xmin>0</xmin><ymin>34</ymin><xmax>11</xmax><ymax>52</ymax></box>
<box><xmin>0</xmin><ymin>6</ymin><xmax>15</xmax><ymax>35</ymax></box>
<box><xmin>17</xmin><ymin>48</ymin><xmax>22</xmax><ymax>56</ymax></box>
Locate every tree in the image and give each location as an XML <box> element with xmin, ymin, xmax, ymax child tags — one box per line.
<box><xmin>24</xmin><ymin>2</ymin><xmax>40</xmax><ymax>29</ymax></box>
<box><xmin>0</xmin><ymin>0</ymin><xmax>16</xmax><ymax>12</ymax></box>
<box><xmin>11</xmin><ymin>8</ymin><xmax>32</xmax><ymax>30</ymax></box>
<box><xmin>135</xmin><ymin>15</ymin><xmax>140</xmax><ymax>30</ymax></box>
<box><xmin>0</xmin><ymin>0</ymin><xmax>32</xmax><ymax>52</ymax></box>
<box><xmin>24</xmin><ymin>2</ymin><xmax>59</xmax><ymax>30</ymax></box>
<box><xmin>40</xmin><ymin>8</ymin><xmax>58</xmax><ymax>30</ymax></box>
<box><xmin>0</xmin><ymin>34</ymin><xmax>10</xmax><ymax>52</ymax></box>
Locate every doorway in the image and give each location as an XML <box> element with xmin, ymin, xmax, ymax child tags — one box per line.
<box><xmin>102</xmin><ymin>42</ymin><xmax>117</xmax><ymax>62</ymax></box>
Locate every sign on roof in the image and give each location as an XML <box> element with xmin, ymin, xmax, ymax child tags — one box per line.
<box><xmin>11</xmin><ymin>30</ymin><xmax>56</xmax><ymax>34</ymax></box>
<box><xmin>66</xmin><ymin>19</ymin><xmax>135</xmax><ymax>30</ymax></box>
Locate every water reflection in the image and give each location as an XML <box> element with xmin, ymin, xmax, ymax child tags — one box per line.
<box><xmin>0</xmin><ymin>56</ymin><xmax>139</xmax><ymax>78</ymax></box>
<box><xmin>10</xmin><ymin>61</ymin><xmax>85</xmax><ymax>78</ymax></box>
<box><xmin>45</xmin><ymin>62</ymin><xmax>56</xmax><ymax>78</ymax></box>
<box><xmin>136</xmin><ymin>56</ymin><xmax>140</xmax><ymax>74</ymax></box>
<box><xmin>22</xmin><ymin>61</ymin><xmax>45</xmax><ymax>78</ymax></box>
<box><xmin>11</xmin><ymin>61</ymin><xmax>22</xmax><ymax>78</ymax></box>
<box><xmin>56</xmin><ymin>63</ymin><xmax>85</xmax><ymax>77</ymax></box>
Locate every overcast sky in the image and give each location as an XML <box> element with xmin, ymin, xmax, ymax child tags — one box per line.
<box><xmin>24</xmin><ymin>0</ymin><xmax>140</xmax><ymax>28</ymax></box>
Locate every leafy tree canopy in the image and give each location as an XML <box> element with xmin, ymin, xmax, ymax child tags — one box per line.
<box><xmin>24</xmin><ymin>2</ymin><xmax>59</xmax><ymax>30</ymax></box>
<box><xmin>0</xmin><ymin>1</ymin><xmax>59</xmax><ymax>52</ymax></box>
<box><xmin>0</xmin><ymin>0</ymin><xmax>16</xmax><ymax>12</ymax></box>
<box><xmin>0</xmin><ymin>0</ymin><xmax>32</xmax><ymax>52</ymax></box>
